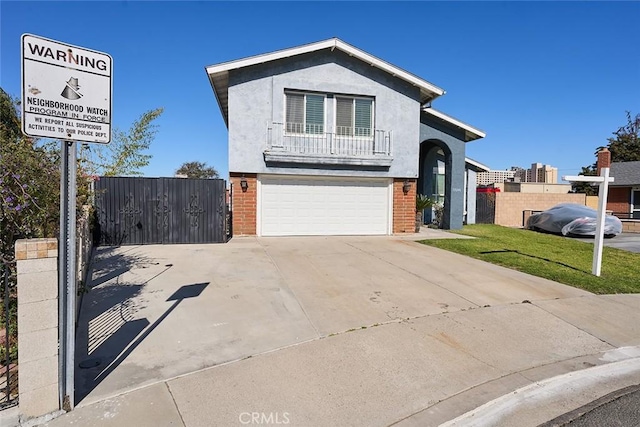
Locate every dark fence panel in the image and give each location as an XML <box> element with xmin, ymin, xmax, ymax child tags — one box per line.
<box><xmin>476</xmin><ymin>192</ymin><xmax>496</xmax><ymax>224</ymax></box>
<box><xmin>164</xmin><ymin>178</ymin><xmax>226</xmax><ymax>244</ymax></box>
<box><xmin>95</xmin><ymin>177</ymin><xmax>227</xmax><ymax>245</ymax></box>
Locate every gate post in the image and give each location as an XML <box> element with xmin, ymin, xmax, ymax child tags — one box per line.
<box><xmin>15</xmin><ymin>238</ymin><xmax>63</xmax><ymax>421</ymax></box>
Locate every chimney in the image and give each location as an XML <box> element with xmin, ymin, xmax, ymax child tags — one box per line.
<box><xmin>596</xmin><ymin>147</ymin><xmax>611</xmax><ymax>175</ymax></box>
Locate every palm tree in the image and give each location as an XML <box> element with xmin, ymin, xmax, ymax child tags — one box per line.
<box><xmin>415</xmin><ymin>194</ymin><xmax>435</xmax><ymax>232</ymax></box>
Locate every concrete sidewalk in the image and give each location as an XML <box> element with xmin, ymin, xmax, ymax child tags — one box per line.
<box><xmin>15</xmin><ymin>233</ymin><xmax>640</xmax><ymax>426</ymax></box>
<box><xmin>39</xmin><ymin>297</ymin><xmax>640</xmax><ymax>427</ymax></box>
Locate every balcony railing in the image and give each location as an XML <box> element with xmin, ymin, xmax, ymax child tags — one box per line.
<box><xmin>266</xmin><ymin>122</ymin><xmax>392</xmax><ymax>158</ymax></box>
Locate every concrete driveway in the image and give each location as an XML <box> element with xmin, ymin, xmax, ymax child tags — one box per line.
<box><xmin>67</xmin><ymin>233</ymin><xmax>640</xmax><ymax>426</ymax></box>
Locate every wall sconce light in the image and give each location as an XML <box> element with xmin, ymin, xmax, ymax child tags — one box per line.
<box><xmin>402</xmin><ymin>179</ymin><xmax>411</xmax><ymax>195</ymax></box>
<box><xmin>240</xmin><ymin>176</ymin><xmax>248</xmax><ymax>192</ymax></box>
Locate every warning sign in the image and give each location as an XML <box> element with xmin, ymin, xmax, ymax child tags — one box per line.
<box><xmin>21</xmin><ymin>34</ymin><xmax>112</xmax><ymax>144</ymax></box>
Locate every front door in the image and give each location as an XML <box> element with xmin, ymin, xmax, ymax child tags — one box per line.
<box><xmin>633</xmin><ymin>189</ymin><xmax>640</xmax><ymax>219</ymax></box>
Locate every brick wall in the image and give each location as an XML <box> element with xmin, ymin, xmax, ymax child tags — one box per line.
<box><xmin>607</xmin><ymin>187</ymin><xmax>631</xmax><ymax>215</ymax></box>
<box><xmin>622</xmin><ymin>220</ymin><xmax>640</xmax><ymax>233</ymax></box>
<box><xmin>392</xmin><ymin>178</ymin><xmax>417</xmax><ymax>233</ymax></box>
<box><xmin>230</xmin><ymin>173</ymin><xmax>257</xmax><ymax>236</ymax></box>
<box><xmin>494</xmin><ymin>193</ymin><xmax>587</xmax><ymax>227</ymax></box>
<box><xmin>586</xmin><ymin>195</ymin><xmax>599</xmax><ymax>209</ymax></box>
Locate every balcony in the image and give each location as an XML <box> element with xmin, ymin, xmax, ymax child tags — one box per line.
<box><xmin>264</xmin><ymin>122</ymin><xmax>393</xmax><ymax>167</ymax></box>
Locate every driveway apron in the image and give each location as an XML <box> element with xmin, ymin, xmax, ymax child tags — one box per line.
<box><xmin>75</xmin><ymin>235</ymin><xmax>593</xmax><ymax>407</ymax></box>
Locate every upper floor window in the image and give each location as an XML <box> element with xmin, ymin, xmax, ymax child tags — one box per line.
<box><xmin>336</xmin><ymin>97</ymin><xmax>373</xmax><ymax>137</ymax></box>
<box><xmin>285</xmin><ymin>92</ymin><xmax>325</xmax><ymax>135</ymax></box>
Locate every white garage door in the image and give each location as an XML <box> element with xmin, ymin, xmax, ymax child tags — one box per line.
<box><xmin>260</xmin><ymin>176</ymin><xmax>391</xmax><ymax>236</ymax></box>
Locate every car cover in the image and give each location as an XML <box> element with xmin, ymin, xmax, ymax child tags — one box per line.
<box><xmin>527</xmin><ymin>203</ymin><xmax>622</xmax><ymax>237</ymax></box>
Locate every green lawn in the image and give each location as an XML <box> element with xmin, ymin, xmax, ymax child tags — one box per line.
<box><xmin>419</xmin><ymin>224</ymin><xmax>640</xmax><ymax>294</ymax></box>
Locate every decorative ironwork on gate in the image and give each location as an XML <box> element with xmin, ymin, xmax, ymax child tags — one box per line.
<box><xmin>184</xmin><ymin>194</ymin><xmax>205</xmax><ymax>228</ymax></box>
<box><xmin>94</xmin><ymin>177</ymin><xmax>228</xmax><ymax>245</ymax></box>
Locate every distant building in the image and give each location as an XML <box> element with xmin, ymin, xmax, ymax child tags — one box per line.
<box><xmin>478</xmin><ymin>163</ymin><xmax>558</xmax><ymax>186</ymax></box>
<box><xmin>476</xmin><ymin>169</ymin><xmax>516</xmax><ymax>186</ymax></box>
<box><xmin>512</xmin><ymin>166</ymin><xmax>528</xmax><ymax>182</ymax></box>
<box><xmin>529</xmin><ymin>163</ymin><xmax>558</xmax><ymax>183</ymax></box>
<box><xmin>515</xmin><ymin>163</ymin><xmax>558</xmax><ymax>183</ymax></box>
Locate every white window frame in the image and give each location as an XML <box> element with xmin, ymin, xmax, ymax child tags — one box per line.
<box><xmin>632</xmin><ymin>186</ymin><xmax>640</xmax><ymax>219</ymax></box>
<box><xmin>284</xmin><ymin>91</ymin><xmax>326</xmax><ymax>136</ymax></box>
<box><xmin>334</xmin><ymin>95</ymin><xmax>375</xmax><ymax>139</ymax></box>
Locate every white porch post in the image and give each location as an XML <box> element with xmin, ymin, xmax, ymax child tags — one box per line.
<box><xmin>592</xmin><ymin>167</ymin><xmax>610</xmax><ymax>276</ymax></box>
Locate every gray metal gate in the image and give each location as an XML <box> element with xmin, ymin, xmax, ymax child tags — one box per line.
<box><xmin>94</xmin><ymin>177</ymin><xmax>227</xmax><ymax>245</ymax></box>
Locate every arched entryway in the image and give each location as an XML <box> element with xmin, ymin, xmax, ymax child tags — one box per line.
<box><xmin>418</xmin><ymin>109</ymin><xmax>485</xmax><ymax>230</ymax></box>
<box><xmin>419</xmin><ymin>139</ymin><xmax>453</xmax><ymax>228</ymax></box>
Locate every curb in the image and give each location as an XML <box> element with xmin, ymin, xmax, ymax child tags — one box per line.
<box><xmin>439</xmin><ymin>356</ymin><xmax>640</xmax><ymax>427</ymax></box>
<box><xmin>538</xmin><ymin>383</ymin><xmax>640</xmax><ymax>427</ymax></box>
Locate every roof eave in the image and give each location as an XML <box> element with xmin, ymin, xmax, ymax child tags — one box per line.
<box><xmin>205</xmin><ymin>38</ymin><xmax>447</xmax><ymax>123</ymax></box>
<box><xmin>331</xmin><ymin>39</ymin><xmax>445</xmax><ymax>100</ymax></box>
<box><xmin>465</xmin><ymin>157</ymin><xmax>490</xmax><ymax>172</ymax></box>
<box><xmin>206</xmin><ymin>69</ymin><xmax>229</xmax><ymax>127</ymax></box>
<box><xmin>423</xmin><ymin>107</ymin><xmax>486</xmax><ymax>142</ymax></box>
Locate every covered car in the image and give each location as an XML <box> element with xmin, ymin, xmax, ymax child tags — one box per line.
<box><xmin>526</xmin><ymin>203</ymin><xmax>622</xmax><ymax>238</ymax></box>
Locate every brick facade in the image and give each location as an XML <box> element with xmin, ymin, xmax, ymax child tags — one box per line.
<box><xmin>230</xmin><ymin>173</ymin><xmax>257</xmax><ymax>236</ymax></box>
<box><xmin>231</xmin><ymin>175</ymin><xmax>418</xmax><ymax>236</ymax></box>
<box><xmin>596</xmin><ymin>147</ymin><xmax>611</xmax><ymax>175</ymax></box>
<box><xmin>595</xmin><ymin>147</ymin><xmax>633</xmax><ymax>217</ymax></box>
<box><xmin>392</xmin><ymin>178</ymin><xmax>417</xmax><ymax>233</ymax></box>
<box><xmin>607</xmin><ymin>187</ymin><xmax>631</xmax><ymax>216</ymax></box>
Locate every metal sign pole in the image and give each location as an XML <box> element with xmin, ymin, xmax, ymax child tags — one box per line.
<box><xmin>23</xmin><ymin>33</ymin><xmax>111</xmax><ymax>414</ymax></box>
<box><xmin>58</xmin><ymin>140</ymin><xmax>77</xmax><ymax>411</ymax></box>
<box><xmin>57</xmin><ymin>141</ymin><xmax>67</xmax><ymax>410</ymax></box>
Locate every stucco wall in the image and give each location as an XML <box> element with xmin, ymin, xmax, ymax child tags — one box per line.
<box><xmin>228</xmin><ymin>50</ymin><xmax>421</xmax><ymax>178</ymax></box>
<box><xmin>494</xmin><ymin>193</ymin><xmax>587</xmax><ymax>227</ymax></box>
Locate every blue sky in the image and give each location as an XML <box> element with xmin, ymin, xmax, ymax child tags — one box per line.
<box><xmin>2</xmin><ymin>1</ymin><xmax>639</xmax><ymax>179</ymax></box>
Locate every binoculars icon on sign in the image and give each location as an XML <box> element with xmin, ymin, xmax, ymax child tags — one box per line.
<box><xmin>61</xmin><ymin>77</ymin><xmax>83</xmax><ymax>100</ymax></box>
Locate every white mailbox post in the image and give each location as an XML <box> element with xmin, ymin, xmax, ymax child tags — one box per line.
<box><xmin>563</xmin><ymin>168</ymin><xmax>614</xmax><ymax>277</ymax></box>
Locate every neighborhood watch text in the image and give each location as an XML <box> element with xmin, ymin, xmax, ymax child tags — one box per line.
<box><xmin>26</xmin><ymin>97</ymin><xmax>108</xmax><ymax>122</ymax></box>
